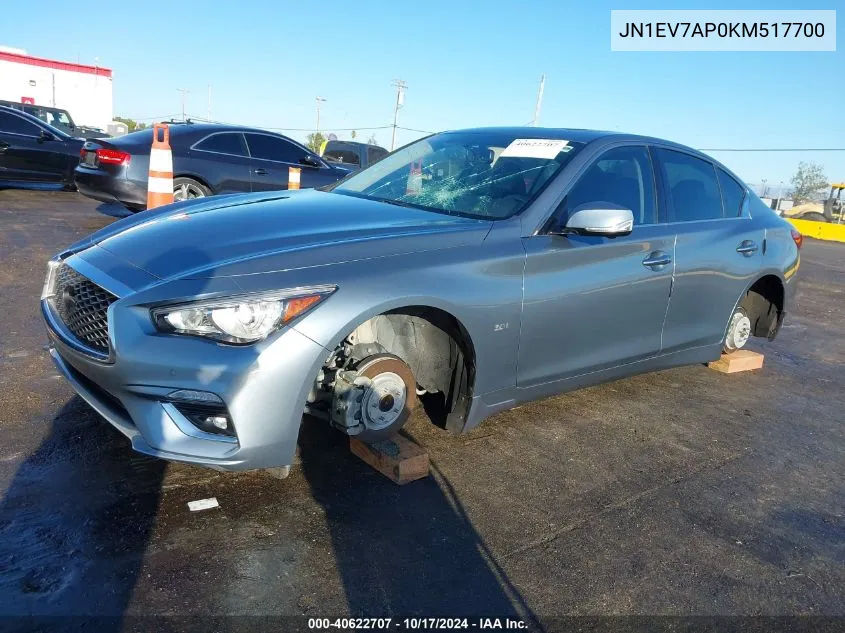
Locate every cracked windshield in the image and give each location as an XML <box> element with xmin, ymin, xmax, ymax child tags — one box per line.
<box><xmin>332</xmin><ymin>131</ymin><xmax>585</xmax><ymax>219</ymax></box>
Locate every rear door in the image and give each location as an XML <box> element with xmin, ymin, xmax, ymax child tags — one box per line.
<box><xmin>518</xmin><ymin>144</ymin><xmax>675</xmax><ymax>386</ymax></box>
<box><xmin>189</xmin><ymin>131</ymin><xmax>252</xmax><ymax>194</ymax></box>
<box><xmin>655</xmin><ymin>148</ymin><xmax>763</xmax><ymax>353</ymax></box>
<box><xmin>0</xmin><ymin>110</ymin><xmax>69</xmax><ymax>181</ymax></box>
<box><xmin>245</xmin><ymin>133</ymin><xmax>336</xmax><ymax>190</ymax></box>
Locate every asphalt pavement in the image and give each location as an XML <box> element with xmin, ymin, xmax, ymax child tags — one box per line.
<box><xmin>0</xmin><ymin>189</ymin><xmax>842</xmax><ymax>630</ymax></box>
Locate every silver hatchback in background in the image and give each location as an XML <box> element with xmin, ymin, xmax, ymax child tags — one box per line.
<box><xmin>41</xmin><ymin>127</ymin><xmax>801</xmax><ymax>474</ymax></box>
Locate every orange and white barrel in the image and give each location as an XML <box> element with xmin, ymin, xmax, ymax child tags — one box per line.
<box><xmin>147</xmin><ymin>123</ymin><xmax>174</xmax><ymax>209</ymax></box>
<box><xmin>288</xmin><ymin>166</ymin><xmax>301</xmax><ymax>190</ymax></box>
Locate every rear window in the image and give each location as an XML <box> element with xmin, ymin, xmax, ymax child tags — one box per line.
<box><xmin>717</xmin><ymin>168</ymin><xmax>746</xmax><ymax>217</ymax></box>
<box><xmin>194</xmin><ymin>132</ymin><xmax>247</xmax><ymax>156</ymax></box>
<box><xmin>367</xmin><ymin>146</ymin><xmax>388</xmax><ymax>164</ymax></box>
<box><xmin>324</xmin><ymin>143</ymin><xmax>361</xmax><ymax>166</ymax></box>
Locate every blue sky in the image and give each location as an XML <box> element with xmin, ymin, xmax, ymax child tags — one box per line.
<box><xmin>3</xmin><ymin>0</ymin><xmax>842</xmax><ymax>185</ymax></box>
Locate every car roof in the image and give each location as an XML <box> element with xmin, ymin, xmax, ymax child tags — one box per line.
<box><xmin>164</xmin><ymin>121</ymin><xmax>294</xmax><ymax>137</ymax></box>
<box><xmin>445</xmin><ymin>126</ymin><xmax>706</xmax><ymax>150</ymax></box>
<box><xmin>0</xmin><ymin>104</ymin><xmax>45</xmax><ymax>126</ymax></box>
<box><xmin>445</xmin><ymin>126</ymin><xmax>732</xmax><ymax>178</ymax></box>
<box><xmin>0</xmin><ymin>105</ymin><xmax>74</xmax><ymax>138</ymax></box>
<box><xmin>325</xmin><ymin>139</ymin><xmax>384</xmax><ymax>149</ymax></box>
<box><xmin>161</xmin><ymin>121</ymin><xmax>313</xmax><ymax>149</ymax></box>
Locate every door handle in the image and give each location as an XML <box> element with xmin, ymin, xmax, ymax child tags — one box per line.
<box><xmin>0</xmin><ymin>141</ymin><xmax>9</xmax><ymax>154</ymax></box>
<box><xmin>252</xmin><ymin>168</ymin><xmax>268</xmax><ymax>175</ymax></box>
<box><xmin>736</xmin><ymin>240</ymin><xmax>758</xmax><ymax>256</ymax></box>
<box><xmin>642</xmin><ymin>251</ymin><xmax>672</xmax><ymax>269</ymax></box>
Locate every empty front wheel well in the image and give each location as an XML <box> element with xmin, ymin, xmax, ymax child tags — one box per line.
<box><xmin>742</xmin><ymin>275</ymin><xmax>785</xmax><ymax>340</ymax></box>
<box><xmin>345</xmin><ymin>306</ymin><xmax>476</xmax><ymax>433</ymax></box>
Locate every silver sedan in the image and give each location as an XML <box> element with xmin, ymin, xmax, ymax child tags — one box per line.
<box><xmin>41</xmin><ymin>127</ymin><xmax>801</xmax><ymax>472</ymax></box>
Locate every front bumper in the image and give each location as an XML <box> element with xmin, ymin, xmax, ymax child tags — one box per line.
<box><xmin>43</xmin><ymin>292</ymin><xmax>329</xmax><ymax>471</ymax></box>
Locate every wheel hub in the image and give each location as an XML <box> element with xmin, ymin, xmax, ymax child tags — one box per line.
<box><xmin>726</xmin><ymin>311</ymin><xmax>752</xmax><ymax>351</ymax></box>
<box><xmin>329</xmin><ymin>355</ymin><xmax>417</xmax><ymax>435</ymax></box>
<box><xmin>362</xmin><ymin>371</ymin><xmax>407</xmax><ymax>430</ymax></box>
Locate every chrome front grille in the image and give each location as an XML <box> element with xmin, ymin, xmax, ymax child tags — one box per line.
<box><xmin>51</xmin><ymin>264</ymin><xmax>117</xmax><ymax>354</ymax></box>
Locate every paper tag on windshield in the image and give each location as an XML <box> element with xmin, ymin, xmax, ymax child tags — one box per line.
<box><xmin>500</xmin><ymin>138</ymin><xmax>570</xmax><ymax>159</ymax></box>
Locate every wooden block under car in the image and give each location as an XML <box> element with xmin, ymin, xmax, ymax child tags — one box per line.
<box><xmin>349</xmin><ymin>435</ymin><xmax>430</xmax><ymax>485</ymax></box>
<box><xmin>707</xmin><ymin>350</ymin><xmax>764</xmax><ymax>373</ymax></box>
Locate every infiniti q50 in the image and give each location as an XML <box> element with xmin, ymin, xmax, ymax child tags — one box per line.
<box><xmin>41</xmin><ymin>127</ymin><xmax>801</xmax><ymax>473</ymax></box>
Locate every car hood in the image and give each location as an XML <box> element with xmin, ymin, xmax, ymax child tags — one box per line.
<box><xmin>91</xmin><ymin>189</ymin><xmax>492</xmax><ymax>280</ymax></box>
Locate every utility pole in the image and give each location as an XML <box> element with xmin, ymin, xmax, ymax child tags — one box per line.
<box><xmin>390</xmin><ymin>79</ymin><xmax>407</xmax><ymax>151</ymax></box>
<box><xmin>176</xmin><ymin>88</ymin><xmax>190</xmax><ymax>121</ymax></box>
<box><xmin>531</xmin><ymin>74</ymin><xmax>545</xmax><ymax>127</ymax></box>
<box><xmin>315</xmin><ymin>96</ymin><xmax>326</xmax><ymax>131</ymax></box>
<box><xmin>207</xmin><ymin>84</ymin><xmax>212</xmax><ymax>121</ymax></box>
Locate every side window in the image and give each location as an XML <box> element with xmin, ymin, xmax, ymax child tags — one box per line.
<box><xmin>717</xmin><ymin>168</ymin><xmax>746</xmax><ymax>217</ymax></box>
<box><xmin>51</xmin><ymin>111</ymin><xmax>72</xmax><ymax>128</ymax></box>
<box><xmin>656</xmin><ymin>149</ymin><xmax>724</xmax><ymax>222</ymax></box>
<box><xmin>557</xmin><ymin>145</ymin><xmax>657</xmax><ymax>226</ymax></box>
<box><xmin>367</xmin><ymin>146</ymin><xmax>388</xmax><ymax>164</ymax></box>
<box><xmin>324</xmin><ymin>148</ymin><xmax>360</xmax><ymax>165</ymax></box>
<box><xmin>0</xmin><ymin>111</ymin><xmax>40</xmax><ymax>135</ymax></box>
<box><xmin>245</xmin><ymin>133</ymin><xmax>306</xmax><ymax>163</ymax></box>
<box><xmin>194</xmin><ymin>132</ymin><xmax>248</xmax><ymax>156</ymax></box>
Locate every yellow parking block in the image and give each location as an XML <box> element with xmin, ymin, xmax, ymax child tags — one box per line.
<box><xmin>788</xmin><ymin>219</ymin><xmax>845</xmax><ymax>244</ymax></box>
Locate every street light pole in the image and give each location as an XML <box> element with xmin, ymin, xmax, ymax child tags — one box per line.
<box><xmin>176</xmin><ymin>88</ymin><xmax>190</xmax><ymax>121</ymax></box>
<box><xmin>531</xmin><ymin>74</ymin><xmax>545</xmax><ymax>127</ymax></box>
<box><xmin>316</xmin><ymin>96</ymin><xmax>326</xmax><ymax>132</ymax></box>
<box><xmin>390</xmin><ymin>79</ymin><xmax>407</xmax><ymax>151</ymax></box>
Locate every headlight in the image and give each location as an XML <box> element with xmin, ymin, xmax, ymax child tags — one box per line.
<box><xmin>151</xmin><ymin>286</ymin><xmax>335</xmax><ymax>344</ymax></box>
<box><xmin>42</xmin><ymin>260</ymin><xmax>61</xmax><ymax>300</ymax></box>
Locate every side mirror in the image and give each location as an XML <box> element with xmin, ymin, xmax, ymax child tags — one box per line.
<box><xmin>38</xmin><ymin>130</ymin><xmax>57</xmax><ymax>143</ymax></box>
<box><xmin>562</xmin><ymin>202</ymin><xmax>634</xmax><ymax>237</ymax></box>
<box><xmin>299</xmin><ymin>155</ymin><xmax>322</xmax><ymax>168</ymax></box>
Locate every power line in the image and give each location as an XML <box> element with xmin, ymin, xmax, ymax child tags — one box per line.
<box><xmin>699</xmin><ymin>148</ymin><xmax>845</xmax><ymax>152</ymax></box>
<box><xmin>114</xmin><ymin>116</ymin><xmax>844</xmax><ymax>151</ymax></box>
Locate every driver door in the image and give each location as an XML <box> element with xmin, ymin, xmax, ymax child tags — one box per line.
<box><xmin>517</xmin><ymin>145</ymin><xmax>675</xmax><ymax>386</ymax></box>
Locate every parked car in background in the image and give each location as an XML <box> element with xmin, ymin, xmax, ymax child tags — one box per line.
<box><xmin>75</xmin><ymin>122</ymin><xmax>354</xmax><ymax>211</ymax></box>
<box><xmin>0</xmin><ymin>100</ymin><xmax>110</xmax><ymax>139</ymax></box>
<box><xmin>43</xmin><ymin>127</ymin><xmax>800</xmax><ymax>474</ymax></box>
<box><xmin>321</xmin><ymin>139</ymin><xmax>389</xmax><ymax>171</ymax></box>
<box><xmin>0</xmin><ymin>105</ymin><xmax>84</xmax><ymax>187</ymax></box>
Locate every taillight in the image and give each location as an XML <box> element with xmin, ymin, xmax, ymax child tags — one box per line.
<box><xmin>790</xmin><ymin>228</ymin><xmax>803</xmax><ymax>250</ymax></box>
<box><xmin>96</xmin><ymin>148</ymin><xmax>131</xmax><ymax>165</ymax></box>
<box><xmin>79</xmin><ymin>147</ymin><xmax>86</xmax><ymax>158</ymax></box>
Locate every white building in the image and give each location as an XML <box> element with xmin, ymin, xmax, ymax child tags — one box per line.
<box><xmin>0</xmin><ymin>47</ymin><xmax>113</xmax><ymax>130</ymax></box>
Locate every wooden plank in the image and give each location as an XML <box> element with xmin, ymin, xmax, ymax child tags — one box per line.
<box><xmin>349</xmin><ymin>435</ymin><xmax>430</xmax><ymax>485</ymax></box>
<box><xmin>707</xmin><ymin>350</ymin><xmax>764</xmax><ymax>374</ymax></box>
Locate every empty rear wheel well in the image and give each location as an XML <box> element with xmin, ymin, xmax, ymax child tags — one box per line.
<box><xmin>742</xmin><ymin>275</ymin><xmax>785</xmax><ymax>340</ymax></box>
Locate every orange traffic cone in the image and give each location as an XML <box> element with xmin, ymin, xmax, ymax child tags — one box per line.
<box><xmin>288</xmin><ymin>166</ymin><xmax>301</xmax><ymax>190</ymax></box>
<box><xmin>147</xmin><ymin>123</ymin><xmax>174</xmax><ymax>209</ymax></box>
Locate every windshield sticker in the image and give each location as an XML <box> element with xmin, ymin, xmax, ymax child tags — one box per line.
<box><xmin>500</xmin><ymin>139</ymin><xmax>571</xmax><ymax>159</ymax></box>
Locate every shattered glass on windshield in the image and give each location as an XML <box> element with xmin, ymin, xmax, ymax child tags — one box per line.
<box><xmin>332</xmin><ymin>132</ymin><xmax>585</xmax><ymax>220</ymax></box>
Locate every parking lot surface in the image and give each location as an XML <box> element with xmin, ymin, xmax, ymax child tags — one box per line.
<box><xmin>1</xmin><ymin>190</ymin><xmax>843</xmax><ymax>625</ymax></box>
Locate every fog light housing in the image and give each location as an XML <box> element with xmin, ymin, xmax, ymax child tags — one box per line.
<box><xmin>166</xmin><ymin>393</ymin><xmax>236</xmax><ymax>439</ymax></box>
